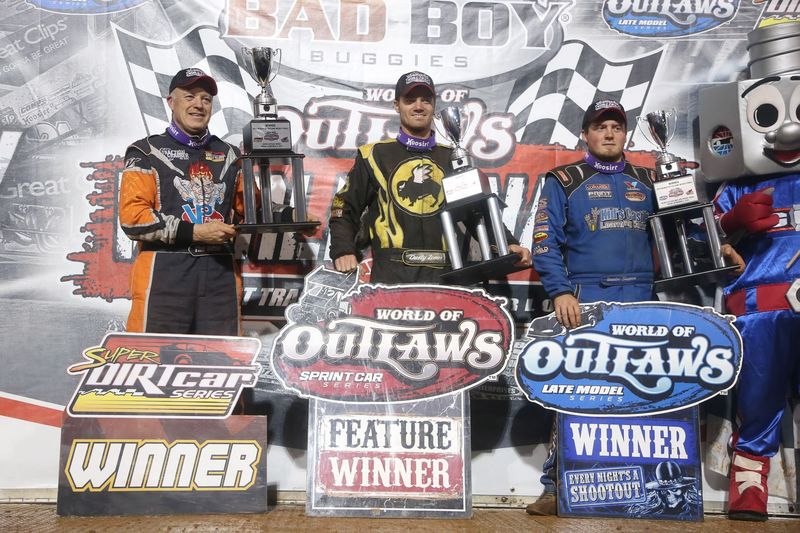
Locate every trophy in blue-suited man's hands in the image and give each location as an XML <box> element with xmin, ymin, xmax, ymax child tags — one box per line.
<box><xmin>638</xmin><ymin>109</ymin><xmax>736</xmax><ymax>290</ymax></box>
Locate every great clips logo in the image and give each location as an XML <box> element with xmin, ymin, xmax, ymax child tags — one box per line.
<box><xmin>515</xmin><ymin>302</ymin><xmax>742</xmax><ymax>415</ymax></box>
<box><xmin>27</xmin><ymin>0</ymin><xmax>149</xmax><ymax>14</ymax></box>
<box><xmin>271</xmin><ymin>266</ymin><xmax>514</xmax><ymax>402</ymax></box>
<box><xmin>603</xmin><ymin>0</ymin><xmax>739</xmax><ymax>38</ymax></box>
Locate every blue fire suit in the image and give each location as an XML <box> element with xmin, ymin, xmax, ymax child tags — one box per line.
<box><xmin>714</xmin><ymin>174</ymin><xmax>800</xmax><ymax>457</ymax></box>
<box><xmin>532</xmin><ymin>159</ymin><xmax>656</xmax><ymax>303</ymax></box>
<box><xmin>531</xmin><ymin>158</ymin><xmax>656</xmax><ymax>493</ymax></box>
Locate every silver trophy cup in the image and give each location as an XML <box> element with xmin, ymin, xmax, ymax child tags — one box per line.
<box><xmin>244</xmin><ymin>47</ymin><xmax>280</xmax><ymax>117</ymax></box>
<box><xmin>439</xmin><ymin>107</ymin><xmax>471</xmax><ymax>168</ymax></box>
<box><xmin>638</xmin><ymin>109</ymin><xmax>684</xmax><ymax>181</ymax></box>
<box><xmin>237</xmin><ymin>47</ymin><xmax>318</xmax><ymax>235</ymax></box>
<box><xmin>637</xmin><ymin>109</ymin><xmax>698</xmax><ymax>209</ymax></box>
<box><xmin>437</xmin><ymin>106</ymin><xmax>523</xmax><ymax>285</ymax></box>
<box><xmin>637</xmin><ymin>109</ymin><xmax>735</xmax><ymax>290</ymax></box>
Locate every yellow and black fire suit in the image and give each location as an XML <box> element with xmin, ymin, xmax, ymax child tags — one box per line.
<box><xmin>329</xmin><ymin>138</ymin><xmax>519</xmax><ymax>284</ymax></box>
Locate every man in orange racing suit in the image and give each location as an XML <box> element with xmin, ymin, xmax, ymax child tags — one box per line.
<box><xmin>119</xmin><ymin>68</ymin><xmax>285</xmax><ymax>335</ymax></box>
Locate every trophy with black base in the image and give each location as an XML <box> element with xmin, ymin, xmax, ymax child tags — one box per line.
<box><xmin>639</xmin><ymin>110</ymin><xmax>737</xmax><ymax>291</ymax></box>
<box><xmin>237</xmin><ymin>47</ymin><xmax>318</xmax><ymax>234</ymax></box>
<box><xmin>437</xmin><ymin>107</ymin><xmax>523</xmax><ymax>286</ymax></box>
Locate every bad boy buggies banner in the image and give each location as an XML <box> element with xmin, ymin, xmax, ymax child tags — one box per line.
<box><xmin>515</xmin><ymin>302</ymin><xmax>743</xmax><ymax>416</ymax></box>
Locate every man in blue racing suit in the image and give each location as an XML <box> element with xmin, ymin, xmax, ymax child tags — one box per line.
<box><xmin>534</xmin><ymin>98</ymin><xmax>656</xmax><ymax>328</ymax></box>
<box><xmin>527</xmin><ymin>98</ymin><xmax>656</xmax><ymax>515</ymax></box>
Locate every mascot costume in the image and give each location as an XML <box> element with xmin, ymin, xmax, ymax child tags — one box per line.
<box><xmin>699</xmin><ymin>22</ymin><xmax>800</xmax><ymax>521</ymax></box>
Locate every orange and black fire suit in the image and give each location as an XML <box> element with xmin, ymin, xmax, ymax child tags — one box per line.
<box><xmin>329</xmin><ymin>138</ymin><xmax>519</xmax><ymax>284</ymax></box>
<box><xmin>119</xmin><ymin>132</ymin><xmax>246</xmax><ymax>335</ymax></box>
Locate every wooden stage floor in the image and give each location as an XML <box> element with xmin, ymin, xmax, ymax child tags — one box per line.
<box><xmin>1</xmin><ymin>504</ymin><xmax>798</xmax><ymax>532</ymax></box>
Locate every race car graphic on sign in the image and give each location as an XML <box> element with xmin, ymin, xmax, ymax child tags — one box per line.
<box><xmin>515</xmin><ymin>301</ymin><xmax>743</xmax><ymax>415</ymax></box>
<box><xmin>271</xmin><ymin>266</ymin><xmax>515</xmax><ymax>403</ymax></box>
<box><xmin>66</xmin><ymin>333</ymin><xmax>261</xmax><ymax>418</ymax></box>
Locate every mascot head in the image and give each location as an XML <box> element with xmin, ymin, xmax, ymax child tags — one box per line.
<box><xmin>700</xmin><ymin>22</ymin><xmax>800</xmax><ymax>182</ymax></box>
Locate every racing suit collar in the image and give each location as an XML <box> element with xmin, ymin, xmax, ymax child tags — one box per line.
<box><xmin>167</xmin><ymin>121</ymin><xmax>212</xmax><ymax>149</ymax></box>
<box><xmin>584</xmin><ymin>152</ymin><xmax>626</xmax><ymax>174</ymax></box>
<box><xmin>397</xmin><ymin>130</ymin><xmax>436</xmax><ymax>152</ymax></box>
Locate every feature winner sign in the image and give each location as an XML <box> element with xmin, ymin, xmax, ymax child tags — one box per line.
<box><xmin>271</xmin><ymin>266</ymin><xmax>515</xmax><ymax>518</ymax></box>
<box><xmin>514</xmin><ymin>301</ymin><xmax>743</xmax><ymax>521</ymax></box>
<box><xmin>58</xmin><ymin>334</ymin><xmax>268</xmax><ymax>516</ymax></box>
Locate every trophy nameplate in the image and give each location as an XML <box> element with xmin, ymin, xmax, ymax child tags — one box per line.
<box><xmin>653</xmin><ymin>175</ymin><xmax>700</xmax><ymax>210</ymax></box>
<box><xmin>442</xmin><ymin>167</ymin><xmax>492</xmax><ymax>203</ymax></box>
<box><xmin>244</xmin><ymin>119</ymin><xmax>293</xmax><ymax>153</ymax></box>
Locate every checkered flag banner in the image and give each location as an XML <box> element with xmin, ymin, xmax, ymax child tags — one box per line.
<box><xmin>508</xmin><ymin>40</ymin><xmax>663</xmax><ymax>149</ymax></box>
<box><xmin>113</xmin><ymin>24</ymin><xmax>258</xmax><ymax>139</ymax></box>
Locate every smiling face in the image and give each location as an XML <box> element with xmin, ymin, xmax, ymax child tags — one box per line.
<box><xmin>581</xmin><ymin>118</ymin><xmax>627</xmax><ymax>162</ymax></box>
<box><xmin>741</xmin><ymin>76</ymin><xmax>800</xmax><ymax>166</ymax></box>
<box><xmin>394</xmin><ymin>86</ymin><xmax>435</xmax><ymax>138</ymax></box>
<box><xmin>168</xmin><ymin>85</ymin><xmax>213</xmax><ymax>136</ymax></box>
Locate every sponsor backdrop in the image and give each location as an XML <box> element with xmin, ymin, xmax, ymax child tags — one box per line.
<box><xmin>1</xmin><ymin>0</ymin><xmax>799</xmax><ymax>511</ymax></box>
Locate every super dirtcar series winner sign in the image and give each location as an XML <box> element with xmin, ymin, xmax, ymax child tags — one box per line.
<box><xmin>272</xmin><ymin>267</ymin><xmax>515</xmax><ymax>518</ymax></box>
<box><xmin>58</xmin><ymin>334</ymin><xmax>267</xmax><ymax>516</ymax></box>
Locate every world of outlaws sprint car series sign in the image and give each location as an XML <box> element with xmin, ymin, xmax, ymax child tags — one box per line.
<box><xmin>515</xmin><ymin>301</ymin><xmax>743</xmax><ymax>416</ymax></box>
<box><xmin>271</xmin><ymin>266</ymin><xmax>515</xmax><ymax>403</ymax></box>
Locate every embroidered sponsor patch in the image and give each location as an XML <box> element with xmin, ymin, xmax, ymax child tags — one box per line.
<box><xmin>595</xmin><ymin>207</ymin><xmax>649</xmax><ymax>231</ymax></box>
<box><xmin>205</xmin><ymin>150</ymin><xmax>225</xmax><ymax>162</ymax></box>
<box><xmin>534</xmin><ymin>232</ymin><xmax>549</xmax><ymax>243</ymax></box>
<box><xmin>588</xmin><ymin>190</ymin><xmax>613</xmax><ymax>199</ymax></box>
<box><xmin>402</xmin><ymin>250</ymin><xmax>448</xmax><ymax>266</ymax></box>
<box><xmin>625</xmin><ymin>191</ymin><xmax>646</xmax><ymax>202</ymax></box>
<box><xmin>533</xmin><ymin>245</ymin><xmax>549</xmax><ymax>256</ymax></box>
<box><xmin>160</xmin><ymin>148</ymin><xmax>188</xmax><ymax>160</ymax></box>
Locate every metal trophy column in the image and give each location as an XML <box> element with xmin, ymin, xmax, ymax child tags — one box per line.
<box><xmin>437</xmin><ymin>106</ymin><xmax>526</xmax><ymax>285</ymax></box>
<box><xmin>638</xmin><ymin>109</ymin><xmax>737</xmax><ymax>291</ymax></box>
<box><xmin>237</xmin><ymin>47</ymin><xmax>319</xmax><ymax>234</ymax></box>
